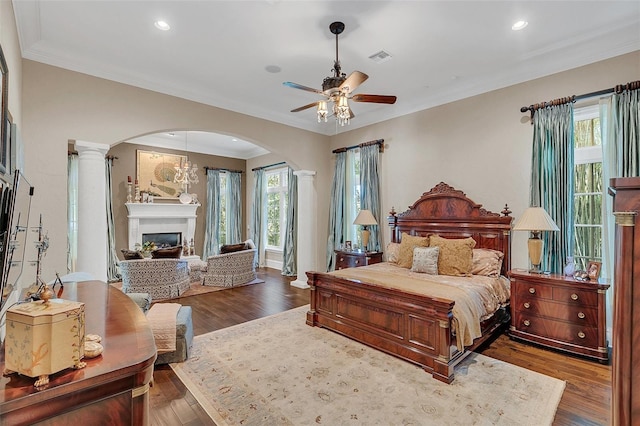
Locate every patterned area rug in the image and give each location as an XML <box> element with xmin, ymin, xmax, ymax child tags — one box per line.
<box><xmin>110</xmin><ymin>278</ymin><xmax>264</xmax><ymax>301</ymax></box>
<box><xmin>171</xmin><ymin>306</ymin><xmax>566</xmax><ymax>425</ymax></box>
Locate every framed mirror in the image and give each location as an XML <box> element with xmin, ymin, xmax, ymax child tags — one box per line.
<box><xmin>0</xmin><ymin>43</ymin><xmax>8</xmax><ymax>176</ymax></box>
<box><xmin>0</xmin><ymin>172</ymin><xmax>33</xmax><ymax>311</ymax></box>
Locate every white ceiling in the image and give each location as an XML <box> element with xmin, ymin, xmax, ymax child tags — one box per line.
<box><xmin>13</xmin><ymin>1</ymin><xmax>640</xmax><ymax>158</ymax></box>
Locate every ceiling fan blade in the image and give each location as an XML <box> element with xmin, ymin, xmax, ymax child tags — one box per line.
<box><xmin>283</xmin><ymin>81</ymin><xmax>324</xmax><ymax>95</ymax></box>
<box><xmin>290</xmin><ymin>101</ymin><xmax>320</xmax><ymax>113</ymax></box>
<box><xmin>339</xmin><ymin>71</ymin><xmax>368</xmax><ymax>93</ymax></box>
<box><xmin>352</xmin><ymin>94</ymin><xmax>397</xmax><ymax>104</ymax></box>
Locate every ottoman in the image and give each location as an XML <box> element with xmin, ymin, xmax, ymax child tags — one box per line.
<box><xmin>154</xmin><ymin>305</ymin><xmax>194</xmax><ymax>365</ymax></box>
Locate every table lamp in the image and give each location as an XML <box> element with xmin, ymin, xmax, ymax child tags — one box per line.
<box><xmin>512</xmin><ymin>207</ymin><xmax>559</xmax><ymax>273</ymax></box>
<box><xmin>353</xmin><ymin>209</ymin><xmax>377</xmax><ymax>252</ymax></box>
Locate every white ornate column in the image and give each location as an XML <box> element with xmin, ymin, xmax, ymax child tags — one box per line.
<box><xmin>75</xmin><ymin>140</ymin><xmax>109</xmax><ymax>282</ymax></box>
<box><xmin>291</xmin><ymin>170</ymin><xmax>317</xmax><ymax>289</ymax></box>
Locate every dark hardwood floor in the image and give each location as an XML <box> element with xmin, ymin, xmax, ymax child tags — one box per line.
<box><xmin>149</xmin><ymin>268</ymin><xmax>611</xmax><ymax>425</ymax></box>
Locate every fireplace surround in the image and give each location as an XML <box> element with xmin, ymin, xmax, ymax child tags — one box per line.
<box><xmin>125</xmin><ymin>203</ymin><xmax>199</xmax><ymax>251</ymax></box>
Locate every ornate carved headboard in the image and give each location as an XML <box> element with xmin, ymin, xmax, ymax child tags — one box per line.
<box><xmin>387</xmin><ymin>182</ymin><xmax>513</xmax><ymax>275</ymax></box>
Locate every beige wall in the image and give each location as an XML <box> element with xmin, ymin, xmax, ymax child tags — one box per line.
<box><xmin>10</xmin><ymin>5</ymin><xmax>639</xmax><ymax>281</ymax></box>
<box><xmin>1</xmin><ymin>0</ymin><xmax>22</xmax><ymax>127</ymax></box>
<box><xmin>22</xmin><ymin>60</ymin><xmax>330</xmax><ymax>280</ymax></box>
<box><xmin>107</xmin><ymin>142</ymin><xmax>247</xmax><ymax>255</ymax></box>
<box><xmin>329</xmin><ymin>50</ymin><xmax>640</xmax><ymax>269</ymax></box>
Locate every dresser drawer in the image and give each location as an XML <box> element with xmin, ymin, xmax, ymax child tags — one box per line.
<box><xmin>513</xmin><ymin>312</ymin><xmax>599</xmax><ymax>348</ymax></box>
<box><xmin>336</xmin><ymin>254</ymin><xmax>361</xmax><ymax>269</ymax></box>
<box><xmin>514</xmin><ymin>282</ymin><xmax>553</xmax><ymax>299</ymax></box>
<box><xmin>552</xmin><ymin>287</ymin><xmax>598</xmax><ymax>306</ymax></box>
<box><xmin>514</xmin><ymin>298</ymin><xmax>599</xmax><ymax>327</ymax></box>
<box><xmin>335</xmin><ymin>251</ymin><xmax>383</xmax><ymax>270</ymax></box>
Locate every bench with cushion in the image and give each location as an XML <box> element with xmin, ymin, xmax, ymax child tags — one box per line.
<box><xmin>153</xmin><ymin>305</ymin><xmax>194</xmax><ymax>365</ymax></box>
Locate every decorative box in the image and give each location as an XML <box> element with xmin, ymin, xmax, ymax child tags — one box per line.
<box><xmin>4</xmin><ymin>299</ymin><xmax>85</xmax><ymax>384</ymax></box>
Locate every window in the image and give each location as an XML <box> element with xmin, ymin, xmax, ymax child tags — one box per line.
<box><xmin>344</xmin><ymin>149</ymin><xmax>361</xmax><ymax>247</ymax></box>
<box><xmin>266</xmin><ymin>167</ymin><xmax>288</xmax><ymax>250</ymax></box>
<box><xmin>573</xmin><ymin>105</ymin><xmax>603</xmax><ymax>271</ymax></box>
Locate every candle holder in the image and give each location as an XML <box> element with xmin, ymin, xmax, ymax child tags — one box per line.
<box><xmin>126</xmin><ymin>182</ymin><xmax>133</xmax><ymax>203</ymax></box>
<box><xmin>134</xmin><ymin>181</ymin><xmax>140</xmax><ymax>203</ymax></box>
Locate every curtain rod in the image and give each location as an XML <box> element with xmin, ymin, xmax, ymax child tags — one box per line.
<box><xmin>68</xmin><ymin>151</ymin><xmax>119</xmax><ymax>160</ymax></box>
<box><xmin>332</xmin><ymin>138</ymin><xmax>384</xmax><ymax>154</ymax></box>
<box><xmin>520</xmin><ymin>80</ymin><xmax>640</xmax><ymax>119</ymax></box>
<box><xmin>204</xmin><ymin>166</ymin><xmax>244</xmax><ymax>174</ymax></box>
<box><xmin>251</xmin><ymin>161</ymin><xmax>286</xmax><ymax>171</ymax></box>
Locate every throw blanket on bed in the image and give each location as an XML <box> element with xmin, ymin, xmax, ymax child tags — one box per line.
<box><xmin>330</xmin><ymin>263</ymin><xmax>510</xmax><ymax>350</ymax></box>
<box><xmin>147</xmin><ymin>303</ymin><xmax>182</xmax><ymax>354</ymax></box>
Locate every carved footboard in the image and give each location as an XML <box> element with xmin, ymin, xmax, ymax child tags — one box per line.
<box><xmin>306</xmin><ymin>271</ymin><xmax>467</xmax><ymax>383</ymax></box>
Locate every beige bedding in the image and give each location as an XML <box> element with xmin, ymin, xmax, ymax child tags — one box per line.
<box><xmin>330</xmin><ymin>262</ymin><xmax>510</xmax><ymax>350</ymax></box>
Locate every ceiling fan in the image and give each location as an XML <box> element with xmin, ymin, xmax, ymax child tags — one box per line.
<box><xmin>283</xmin><ymin>21</ymin><xmax>397</xmax><ymax>126</ymax></box>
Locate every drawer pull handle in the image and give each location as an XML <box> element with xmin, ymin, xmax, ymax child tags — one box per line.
<box><xmin>571</xmin><ymin>293</ymin><xmax>579</xmax><ymax>301</ymax></box>
<box><xmin>528</xmin><ymin>288</ymin><xmax>536</xmax><ymax>294</ymax></box>
<box><xmin>523</xmin><ymin>319</ymin><xmax>530</xmax><ymax>326</ymax></box>
<box><xmin>578</xmin><ymin>331</ymin><xmax>586</xmax><ymax>339</ymax></box>
<box><xmin>577</xmin><ymin>312</ymin><xmax>586</xmax><ymax>319</ymax></box>
<box><xmin>523</xmin><ymin>302</ymin><xmax>530</xmax><ymax>309</ymax></box>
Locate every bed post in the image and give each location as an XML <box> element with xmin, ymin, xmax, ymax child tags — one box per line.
<box><xmin>388</xmin><ymin>207</ymin><xmax>399</xmax><ymax>243</ymax></box>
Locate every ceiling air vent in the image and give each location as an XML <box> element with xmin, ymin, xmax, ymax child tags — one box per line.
<box><xmin>368</xmin><ymin>50</ymin><xmax>392</xmax><ymax>64</ymax></box>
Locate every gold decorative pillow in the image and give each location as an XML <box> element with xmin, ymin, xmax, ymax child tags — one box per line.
<box><xmin>397</xmin><ymin>233</ymin><xmax>430</xmax><ymax>269</ymax></box>
<box><xmin>471</xmin><ymin>248</ymin><xmax>504</xmax><ymax>277</ymax></box>
<box><xmin>411</xmin><ymin>247</ymin><xmax>439</xmax><ymax>274</ymax></box>
<box><xmin>429</xmin><ymin>235</ymin><xmax>476</xmax><ymax>276</ymax></box>
<box><xmin>386</xmin><ymin>242</ymin><xmax>401</xmax><ymax>264</ymax></box>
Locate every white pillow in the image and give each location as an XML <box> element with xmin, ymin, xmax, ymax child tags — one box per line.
<box><xmin>411</xmin><ymin>247</ymin><xmax>440</xmax><ymax>275</ymax></box>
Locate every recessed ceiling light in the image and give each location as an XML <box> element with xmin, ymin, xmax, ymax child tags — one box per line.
<box><xmin>154</xmin><ymin>20</ymin><xmax>171</xmax><ymax>31</ymax></box>
<box><xmin>265</xmin><ymin>65</ymin><xmax>281</xmax><ymax>73</ymax></box>
<box><xmin>512</xmin><ymin>20</ymin><xmax>528</xmax><ymax>31</ymax></box>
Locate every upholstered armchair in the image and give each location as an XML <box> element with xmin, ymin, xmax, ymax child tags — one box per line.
<box><xmin>202</xmin><ymin>249</ymin><xmax>257</xmax><ymax>287</ymax></box>
<box><xmin>119</xmin><ymin>259</ymin><xmax>190</xmax><ymax>300</ymax></box>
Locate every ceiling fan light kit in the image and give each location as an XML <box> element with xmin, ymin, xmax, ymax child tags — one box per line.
<box><xmin>284</xmin><ymin>21</ymin><xmax>396</xmax><ymax>126</ymax></box>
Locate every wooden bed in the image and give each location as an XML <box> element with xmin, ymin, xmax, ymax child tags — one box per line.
<box><xmin>306</xmin><ymin>182</ymin><xmax>513</xmax><ymax>383</ymax></box>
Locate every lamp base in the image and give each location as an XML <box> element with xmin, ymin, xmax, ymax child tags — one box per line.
<box><xmin>361</xmin><ymin>229</ymin><xmax>371</xmax><ymax>252</ymax></box>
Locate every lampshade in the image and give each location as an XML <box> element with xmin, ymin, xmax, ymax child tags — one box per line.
<box><xmin>354</xmin><ymin>209</ymin><xmax>377</xmax><ymax>252</ymax></box>
<box><xmin>512</xmin><ymin>207</ymin><xmax>559</xmax><ymax>232</ymax></box>
<box><xmin>353</xmin><ymin>209</ymin><xmax>377</xmax><ymax>226</ymax></box>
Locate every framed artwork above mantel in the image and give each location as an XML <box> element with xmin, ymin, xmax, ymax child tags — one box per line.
<box><xmin>136</xmin><ymin>149</ymin><xmax>186</xmax><ymax>199</ymax></box>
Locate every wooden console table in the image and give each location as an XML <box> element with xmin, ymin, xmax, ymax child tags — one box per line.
<box><xmin>0</xmin><ymin>281</ymin><xmax>156</xmax><ymax>425</ymax></box>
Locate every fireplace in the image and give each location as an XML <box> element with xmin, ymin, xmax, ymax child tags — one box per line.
<box><xmin>125</xmin><ymin>203</ymin><xmax>199</xmax><ymax>251</ymax></box>
<box><xmin>142</xmin><ymin>232</ymin><xmax>182</xmax><ymax>248</ymax></box>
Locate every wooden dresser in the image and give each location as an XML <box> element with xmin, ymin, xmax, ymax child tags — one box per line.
<box><xmin>508</xmin><ymin>270</ymin><xmax>609</xmax><ymax>362</ymax></box>
<box><xmin>334</xmin><ymin>250</ymin><xmax>383</xmax><ymax>270</ymax></box>
<box><xmin>0</xmin><ymin>282</ymin><xmax>156</xmax><ymax>425</ymax></box>
<box><xmin>609</xmin><ymin>177</ymin><xmax>640</xmax><ymax>426</ymax></box>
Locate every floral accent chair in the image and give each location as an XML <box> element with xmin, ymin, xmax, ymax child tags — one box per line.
<box><xmin>202</xmin><ymin>249</ymin><xmax>257</xmax><ymax>287</ymax></box>
<box><xmin>119</xmin><ymin>259</ymin><xmax>190</xmax><ymax>300</ymax></box>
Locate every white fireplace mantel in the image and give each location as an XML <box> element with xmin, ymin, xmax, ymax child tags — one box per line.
<box><xmin>125</xmin><ymin>203</ymin><xmax>200</xmax><ymax>250</ymax></box>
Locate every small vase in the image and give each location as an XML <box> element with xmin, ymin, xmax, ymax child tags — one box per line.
<box><xmin>564</xmin><ymin>256</ymin><xmax>575</xmax><ymax>276</ymax></box>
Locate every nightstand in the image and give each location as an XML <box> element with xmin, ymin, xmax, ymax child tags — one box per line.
<box><xmin>508</xmin><ymin>270</ymin><xmax>610</xmax><ymax>363</ymax></box>
<box><xmin>334</xmin><ymin>250</ymin><xmax>383</xmax><ymax>270</ymax></box>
